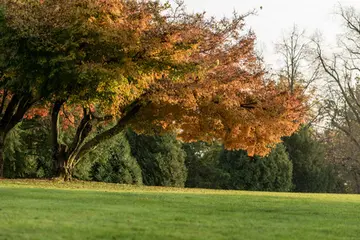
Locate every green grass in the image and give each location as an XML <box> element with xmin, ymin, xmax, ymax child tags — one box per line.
<box><xmin>1</xmin><ymin>180</ymin><xmax>360</xmax><ymax>240</ymax></box>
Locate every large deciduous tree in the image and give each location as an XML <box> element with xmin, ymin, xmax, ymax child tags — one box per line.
<box><xmin>0</xmin><ymin>4</ymin><xmax>46</xmax><ymax>177</ymax></box>
<box><xmin>316</xmin><ymin>6</ymin><xmax>360</xmax><ymax>157</ymax></box>
<box><xmin>323</xmin><ymin>129</ymin><xmax>360</xmax><ymax>193</ymax></box>
<box><xmin>1</xmin><ymin>0</ymin><xmax>307</xmax><ymax>180</ymax></box>
<box><xmin>276</xmin><ymin>25</ymin><xmax>320</xmax><ymax>94</ymax></box>
<box><xmin>314</xmin><ymin>6</ymin><xmax>360</xmax><ymax>193</ymax></box>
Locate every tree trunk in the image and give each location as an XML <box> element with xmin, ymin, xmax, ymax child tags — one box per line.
<box><xmin>54</xmin><ymin>155</ymin><xmax>74</xmax><ymax>181</ymax></box>
<box><xmin>51</xmin><ymin>100</ymin><xmax>67</xmax><ymax>180</ymax></box>
<box><xmin>75</xmin><ymin>98</ymin><xmax>146</xmax><ymax>160</ymax></box>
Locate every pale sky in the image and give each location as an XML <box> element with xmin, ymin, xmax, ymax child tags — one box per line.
<box><xmin>182</xmin><ymin>0</ymin><xmax>360</xmax><ymax>69</ymax></box>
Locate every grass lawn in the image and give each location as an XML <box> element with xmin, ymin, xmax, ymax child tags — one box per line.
<box><xmin>1</xmin><ymin>179</ymin><xmax>360</xmax><ymax>240</ymax></box>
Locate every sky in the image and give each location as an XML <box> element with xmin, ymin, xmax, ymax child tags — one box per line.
<box><xmin>182</xmin><ymin>0</ymin><xmax>360</xmax><ymax>69</ymax></box>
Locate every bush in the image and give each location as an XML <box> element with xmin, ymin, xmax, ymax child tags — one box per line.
<box><xmin>184</xmin><ymin>141</ymin><xmax>228</xmax><ymax>189</ymax></box>
<box><xmin>219</xmin><ymin>144</ymin><xmax>293</xmax><ymax>192</ymax></box>
<box><xmin>127</xmin><ymin>130</ymin><xmax>187</xmax><ymax>187</ymax></box>
<box><xmin>185</xmin><ymin>142</ymin><xmax>293</xmax><ymax>192</ymax></box>
<box><xmin>88</xmin><ymin>133</ymin><xmax>142</xmax><ymax>185</ymax></box>
<box><xmin>283</xmin><ymin>127</ymin><xmax>338</xmax><ymax>192</ymax></box>
<box><xmin>3</xmin><ymin>119</ymin><xmax>53</xmax><ymax>179</ymax></box>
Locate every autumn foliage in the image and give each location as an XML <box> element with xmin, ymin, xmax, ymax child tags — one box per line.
<box><xmin>0</xmin><ymin>0</ymin><xmax>307</xmax><ymax>179</ymax></box>
<box><xmin>135</xmin><ymin>80</ymin><xmax>306</xmax><ymax>156</ymax></box>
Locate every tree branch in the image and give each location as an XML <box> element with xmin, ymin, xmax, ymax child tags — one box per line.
<box><xmin>74</xmin><ymin>98</ymin><xmax>150</xmax><ymax>161</ymax></box>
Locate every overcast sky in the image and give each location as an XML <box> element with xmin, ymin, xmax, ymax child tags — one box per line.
<box><xmin>182</xmin><ymin>0</ymin><xmax>360</xmax><ymax>68</ymax></box>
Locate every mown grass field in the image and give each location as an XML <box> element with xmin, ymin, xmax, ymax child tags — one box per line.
<box><xmin>1</xmin><ymin>179</ymin><xmax>360</xmax><ymax>240</ymax></box>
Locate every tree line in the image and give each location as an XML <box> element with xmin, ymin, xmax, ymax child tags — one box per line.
<box><xmin>0</xmin><ymin>0</ymin><xmax>360</xmax><ymax>193</ymax></box>
<box><xmin>1</xmin><ymin>121</ymin><xmax>345</xmax><ymax>192</ymax></box>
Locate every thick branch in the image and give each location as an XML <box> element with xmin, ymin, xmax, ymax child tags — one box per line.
<box><xmin>0</xmin><ymin>94</ymin><xmax>20</xmax><ymax>131</ymax></box>
<box><xmin>5</xmin><ymin>95</ymin><xmax>33</xmax><ymax>133</ymax></box>
<box><xmin>317</xmin><ymin>46</ymin><xmax>360</xmax><ymax>124</ymax></box>
<box><xmin>332</xmin><ymin>119</ymin><xmax>360</xmax><ymax>151</ymax></box>
<box><xmin>68</xmin><ymin>108</ymin><xmax>92</xmax><ymax>158</ymax></box>
<box><xmin>75</xmin><ymin>99</ymin><xmax>149</xmax><ymax>161</ymax></box>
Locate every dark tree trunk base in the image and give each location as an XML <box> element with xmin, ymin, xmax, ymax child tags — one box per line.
<box><xmin>54</xmin><ymin>164</ymin><xmax>74</xmax><ymax>182</ymax></box>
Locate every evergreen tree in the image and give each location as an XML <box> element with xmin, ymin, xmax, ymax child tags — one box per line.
<box><xmin>220</xmin><ymin>144</ymin><xmax>293</xmax><ymax>192</ymax></box>
<box><xmin>3</xmin><ymin>124</ymin><xmax>31</xmax><ymax>178</ymax></box>
<box><xmin>184</xmin><ymin>142</ymin><xmax>293</xmax><ymax>192</ymax></box>
<box><xmin>127</xmin><ymin>130</ymin><xmax>187</xmax><ymax>187</ymax></box>
<box><xmin>3</xmin><ymin>118</ymin><xmax>53</xmax><ymax>179</ymax></box>
<box><xmin>283</xmin><ymin>127</ymin><xmax>338</xmax><ymax>193</ymax></box>
<box><xmin>183</xmin><ymin>142</ymin><xmax>228</xmax><ymax>189</ymax></box>
<box><xmin>88</xmin><ymin>133</ymin><xmax>142</xmax><ymax>185</ymax></box>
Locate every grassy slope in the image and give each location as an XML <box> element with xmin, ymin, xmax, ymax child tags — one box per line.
<box><xmin>0</xmin><ymin>180</ymin><xmax>360</xmax><ymax>240</ymax></box>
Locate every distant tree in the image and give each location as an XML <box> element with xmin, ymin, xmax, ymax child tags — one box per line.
<box><xmin>323</xmin><ymin>129</ymin><xmax>360</xmax><ymax>193</ymax></box>
<box><xmin>276</xmin><ymin>25</ymin><xmax>320</xmax><ymax>94</ymax></box>
<box><xmin>309</xmin><ymin>6</ymin><xmax>360</xmax><ymax>194</ymax></box>
<box><xmin>316</xmin><ymin>6</ymin><xmax>360</xmax><ymax>160</ymax></box>
<box><xmin>183</xmin><ymin>141</ymin><xmax>227</xmax><ymax>189</ymax></box>
<box><xmin>220</xmin><ymin>144</ymin><xmax>293</xmax><ymax>192</ymax></box>
<box><xmin>184</xmin><ymin>142</ymin><xmax>293</xmax><ymax>192</ymax></box>
<box><xmin>274</xmin><ymin>26</ymin><xmax>338</xmax><ymax>193</ymax></box>
<box><xmin>282</xmin><ymin>127</ymin><xmax>338</xmax><ymax>192</ymax></box>
<box><xmin>127</xmin><ymin>130</ymin><xmax>187</xmax><ymax>187</ymax></box>
<box><xmin>3</xmin><ymin>124</ymin><xmax>32</xmax><ymax>178</ymax></box>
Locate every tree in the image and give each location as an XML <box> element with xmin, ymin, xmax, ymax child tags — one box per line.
<box><xmin>322</xmin><ymin>129</ymin><xmax>359</xmax><ymax>193</ymax></box>
<box><xmin>275</xmin><ymin>25</ymin><xmax>324</xmax><ymax>126</ymax></box>
<box><xmin>3</xmin><ymin>124</ymin><xmax>32</xmax><ymax>178</ymax></box>
<box><xmin>316</xmin><ymin>6</ymin><xmax>360</xmax><ymax>154</ymax></box>
<box><xmin>183</xmin><ymin>141</ymin><xmax>227</xmax><ymax>189</ymax></box>
<box><xmin>89</xmin><ymin>133</ymin><xmax>142</xmax><ymax>185</ymax></box>
<box><xmin>283</xmin><ymin>127</ymin><xmax>338</xmax><ymax>192</ymax></box>
<box><xmin>275</xmin><ymin>26</ymin><xmax>339</xmax><ymax>193</ymax></box>
<box><xmin>0</xmin><ymin>5</ymin><xmax>45</xmax><ymax>177</ymax></box>
<box><xmin>184</xmin><ymin>142</ymin><xmax>293</xmax><ymax>192</ymax></box>
<box><xmin>127</xmin><ymin>129</ymin><xmax>187</xmax><ymax>187</ymax></box>
<box><xmin>314</xmin><ymin>6</ymin><xmax>360</xmax><ymax>193</ymax></box>
<box><xmin>219</xmin><ymin>144</ymin><xmax>293</xmax><ymax>192</ymax></box>
<box><xmin>276</xmin><ymin>25</ymin><xmax>321</xmax><ymax>94</ymax></box>
<box><xmin>3</xmin><ymin>117</ymin><xmax>53</xmax><ymax>179</ymax></box>
<box><xmin>1</xmin><ymin>0</ymin><xmax>307</xmax><ymax>180</ymax></box>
